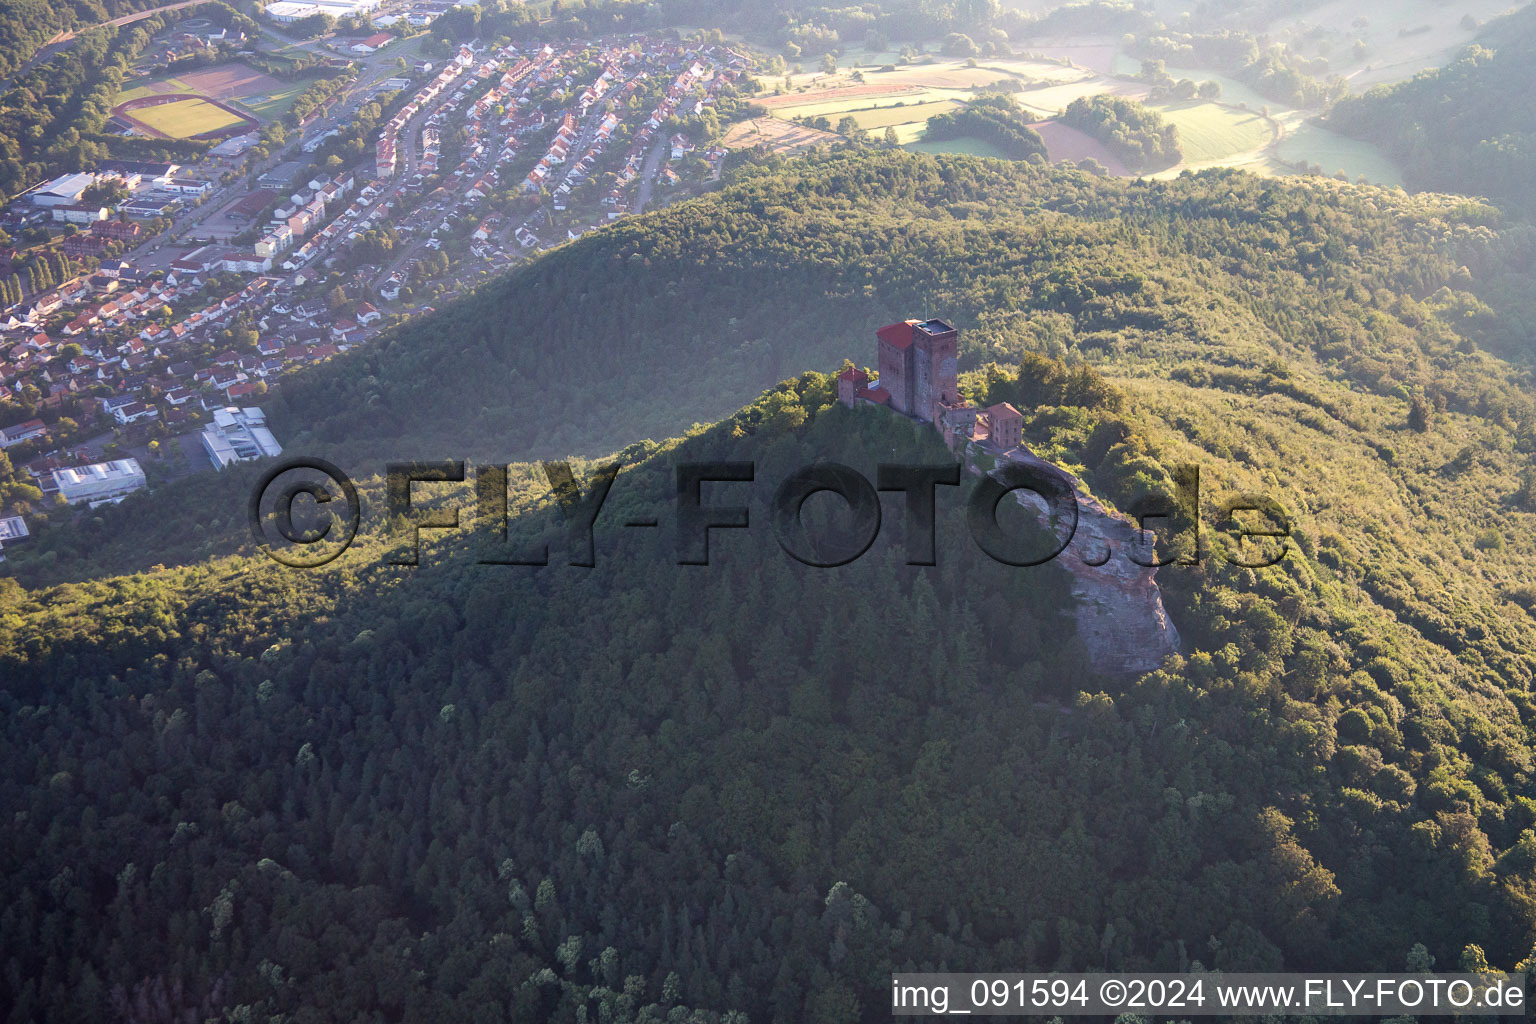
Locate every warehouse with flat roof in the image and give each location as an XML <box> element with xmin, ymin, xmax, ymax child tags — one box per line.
<box><xmin>202</xmin><ymin>407</ymin><xmax>282</xmax><ymax>470</ymax></box>
<box><xmin>53</xmin><ymin>459</ymin><xmax>146</xmax><ymax>507</ymax></box>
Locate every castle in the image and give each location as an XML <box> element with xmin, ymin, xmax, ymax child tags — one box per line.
<box><xmin>838</xmin><ymin>317</ymin><xmax>1023</xmax><ymax>452</ymax></box>
<box><xmin>838</xmin><ymin>316</ymin><xmax>1182</xmax><ymax>676</ymax></box>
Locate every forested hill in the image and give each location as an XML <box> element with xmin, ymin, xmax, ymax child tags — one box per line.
<box><xmin>1327</xmin><ymin>3</ymin><xmax>1536</xmax><ymax>205</ymax></box>
<box><xmin>13</xmin><ymin>150</ymin><xmax>1533</xmax><ymax>585</ymax></box>
<box><xmin>267</xmin><ymin>149</ymin><xmax>1529</xmax><ymax>466</ymax></box>
<box><xmin>7</xmin><ymin>146</ymin><xmax>1536</xmax><ymax>1019</ymax></box>
<box><xmin>0</xmin><ymin>0</ymin><xmax>171</xmax><ymax>77</ymax></box>
<box><xmin>1</xmin><ymin>365</ymin><xmax>1535</xmax><ymax>1022</ymax></box>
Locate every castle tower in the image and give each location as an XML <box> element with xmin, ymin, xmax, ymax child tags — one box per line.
<box><xmin>874</xmin><ymin>317</ymin><xmax>960</xmax><ymax>420</ymax></box>
<box><xmin>875</xmin><ymin>320</ymin><xmax>918</xmax><ymax>414</ymax></box>
<box><xmin>912</xmin><ymin>318</ymin><xmax>959</xmax><ymax>422</ymax></box>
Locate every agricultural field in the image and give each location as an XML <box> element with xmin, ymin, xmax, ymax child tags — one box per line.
<box><xmin>757</xmin><ymin>58</ymin><xmax>1122</xmax><ymax>155</ymax></box>
<box><xmin>1148</xmin><ymin>99</ymin><xmax>1275</xmax><ymax>164</ymax></box>
<box><xmin>847</xmin><ymin>99</ymin><xmax>962</xmax><ymax>131</ymax></box>
<box><xmin>1273</xmin><ymin>120</ymin><xmax>1404</xmax><ymax>185</ymax></box>
<box><xmin>767</xmin><ymin>58</ymin><xmax>1094</xmax><ymax>103</ymax></box>
<box><xmin>757</xmin><ymin>86</ymin><xmax>964</xmax><ymax>117</ymax></box>
<box><xmin>755</xmin><ymin>42</ymin><xmax>1406</xmax><ymax>184</ymax></box>
<box><xmin>840</xmin><ymin>44</ymin><xmax>911</xmax><ymax>68</ymax></box>
<box><xmin>720</xmin><ymin>117</ymin><xmax>838</xmax><ymax>156</ymax></box>
<box><xmin>1259</xmin><ymin>0</ymin><xmax>1515</xmax><ymax>89</ymax></box>
<box><xmin>1012</xmin><ymin>77</ymin><xmax>1148</xmax><ymax>117</ymax></box>
<box><xmin>1031</xmin><ymin>120</ymin><xmax>1131</xmax><ymax>174</ymax></box>
<box><xmin>1026</xmin><ymin>42</ymin><xmax>1119</xmax><ymax>74</ymax></box>
<box><xmin>127</xmin><ymin>97</ymin><xmax>246</xmax><ymax>138</ymax></box>
<box><xmin>903</xmin><ymin>136</ymin><xmax>1009</xmax><ymax>159</ymax></box>
<box><xmin>1108</xmin><ymin>55</ymin><xmax>1275</xmax><ymax>110</ymax></box>
<box><xmin>1102</xmin><ymin>53</ymin><xmax>1403</xmax><ymax>184</ymax></box>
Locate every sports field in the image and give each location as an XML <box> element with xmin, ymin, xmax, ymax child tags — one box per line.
<box><xmin>129</xmin><ymin>97</ymin><xmax>247</xmax><ymax>138</ymax></box>
<box><xmin>240</xmin><ymin>81</ymin><xmax>309</xmax><ymax>120</ymax></box>
<box><xmin>119</xmin><ymin>77</ymin><xmax>190</xmax><ymax>102</ymax></box>
<box><xmin>117</xmin><ymin>61</ymin><xmax>295</xmax><ymax>121</ymax></box>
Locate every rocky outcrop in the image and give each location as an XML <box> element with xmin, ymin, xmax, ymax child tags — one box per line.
<box><xmin>966</xmin><ymin>441</ymin><xmax>1181</xmax><ymax>677</ymax></box>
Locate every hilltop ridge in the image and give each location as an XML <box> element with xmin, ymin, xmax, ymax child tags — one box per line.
<box><xmin>6</xmin><ymin>151</ymin><xmax>1536</xmax><ymax>1019</ymax></box>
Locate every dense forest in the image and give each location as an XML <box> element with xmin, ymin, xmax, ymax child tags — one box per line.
<box><xmin>1326</xmin><ymin>3</ymin><xmax>1536</xmax><ymax>207</ymax></box>
<box><xmin>1059</xmin><ymin>94</ymin><xmax>1181</xmax><ymax>171</ymax></box>
<box><xmin>6</xmin><ymin>148</ymin><xmax>1536</xmax><ymax>1020</ymax></box>
<box><xmin>0</xmin><ymin>0</ymin><xmax>173</xmax><ymax>77</ymax></box>
<box><xmin>640</xmin><ymin>0</ymin><xmax>1325</xmax><ymax>57</ymax></box>
<box><xmin>1128</xmin><ymin>30</ymin><xmax>1345</xmax><ymax>109</ymax></box>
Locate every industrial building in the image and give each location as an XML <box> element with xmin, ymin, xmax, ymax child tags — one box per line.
<box><xmin>201</xmin><ymin>407</ymin><xmax>283</xmax><ymax>470</ymax></box>
<box><xmin>53</xmin><ymin>459</ymin><xmax>147</xmax><ymax>507</ymax></box>
<box><xmin>263</xmin><ymin>1</ymin><xmax>323</xmax><ymax>23</ymax></box>
<box><xmin>0</xmin><ymin>515</ymin><xmax>28</xmax><ymax>562</ymax></box>
<box><xmin>24</xmin><ymin>172</ymin><xmax>96</xmax><ymax>207</ymax></box>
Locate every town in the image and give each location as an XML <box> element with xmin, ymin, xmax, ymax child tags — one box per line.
<box><xmin>0</xmin><ymin>6</ymin><xmax>755</xmax><ymax>561</ymax></box>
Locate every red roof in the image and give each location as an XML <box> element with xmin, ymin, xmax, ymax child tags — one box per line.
<box><xmin>360</xmin><ymin>32</ymin><xmax>393</xmax><ymax>47</ymax></box>
<box><xmin>876</xmin><ymin>320</ymin><xmax>917</xmax><ymax>350</ymax></box>
<box><xmin>856</xmin><ymin>386</ymin><xmax>890</xmax><ymax>405</ymax></box>
<box><xmin>836</xmin><ymin>366</ymin><xmax>868</xmax><ymax>383</ymax></box>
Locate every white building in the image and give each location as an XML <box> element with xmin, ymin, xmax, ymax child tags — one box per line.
<box><xmin>255</xmin><ymin>225</ymin><xmax>293</xmax><ymax>257</ymax></box>
<box><xmin>302</xmin><ymin>128</ymin><xmax>340</xmax><ymax>152</ymax></box>
<box><xmin>315</xmin><ymin>0</ymin><xmax>381</xmax><ymax>15</ymax></box>
<box><xmin>53</xmin><ymin>459</ymin><xmax>147</xmax><ymax>506</ymax></box>
<box><xmin>264</xmin><ymin>0</ymin><xmax>322</xmax><ymax>22</ymax></box>
<box><xmin>210</xmin><ymin>133</ymin><xmax>258</xmax><ymax>157</ymax></box>
<box><xmin>201</xmin><ymin>407</ymin><xmax>283</xmax><ymax>470</ymax></box>
<box><xmin>0</xmin><ymin>514</ymin><xmax>27</xmax><ymax>562</ymax></box>
<box><xmin>163</xmin><ymin>177</ymin><xmax>213</xmax><ymax>195</ymax></box>
<box><xmin>25</xmin><ymin>172</ymin><xmax>94</xmax><ymax>207</ymax></box>
<box><xmin>222</xmin><ymin>252</ymin><xmax>273</xmax><ymax>274</ymax></box>
<box><xmin>52</xmin><ymin>203</ymin><xmax>109</xmax><ymax>224</ymax></box>
<box><xmin>0</xmin><ymin>419</ymin><xmax>47</xmax><ymax>448</ymax></box>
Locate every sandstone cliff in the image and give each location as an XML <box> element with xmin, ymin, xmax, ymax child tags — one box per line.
<box><xmin>965</xmin><ymin>441</ymin><xmax>1182</xmax><ymax>677</ymax></box>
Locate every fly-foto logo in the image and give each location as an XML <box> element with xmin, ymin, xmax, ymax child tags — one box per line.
<box><xmin>249</xmin><ymin>458</ymin><xmax>1291</xmax><ymax>569</ymax></box>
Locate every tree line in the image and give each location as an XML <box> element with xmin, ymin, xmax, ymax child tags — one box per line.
<box><xmin>923</xmin><ymin>94</ymin><xmax>1047</xmax><ymax>161</ymax></box>
<box><xmin>1061</xmin><ymin>94</ymin><xmax>1181</xmax><ymax>171</ymax></box>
